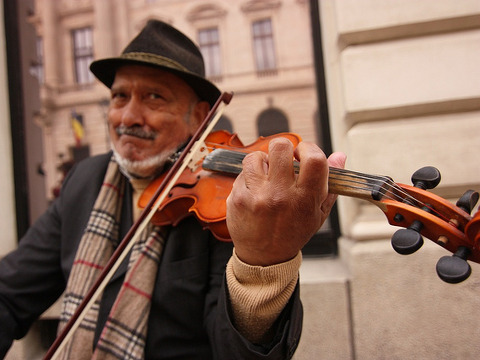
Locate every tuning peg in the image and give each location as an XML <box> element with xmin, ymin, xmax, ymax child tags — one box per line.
<box><xmin>436</xmin><ymin>247</ymin><xmax>471</xmax><ymax>283</ymax></box>
<box><xmin>456</xmin><ymin>190</ymin><xmax>479</xmax><ymax>214</ymax></box>
<box><xmin>391</xmin><ymin>220</ymin><xmax>424</xmax><ymax>255</ymax></box>
<box><xmin>411</xmin><ymin>166</ymin><xmax>441</xmax><ymax>190</ymax></box>
<box><xmin>391</xmin><ymin>167</ymin><xmax>440</xmax><ymax>255</ymax></box>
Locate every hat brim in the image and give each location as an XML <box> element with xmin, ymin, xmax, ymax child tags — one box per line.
<box><xmin>90</xmin><ymin>56</ymin><xmax>221</xmax><ymax>108</ymax></box>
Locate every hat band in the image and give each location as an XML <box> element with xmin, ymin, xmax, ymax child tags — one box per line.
<box><xmin>120</xmin><ymin>52</ymin><xmax>191</xmax><ymax>74</ymax></box>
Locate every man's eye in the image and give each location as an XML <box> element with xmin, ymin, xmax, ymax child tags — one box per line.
<box><xmin>148</xmin><ymin>93</ymin><xmax>163</xmax><ymax>100</ymax></box>
<box><xmin>112</xmin><ymin>92</ymin><xmax>126</xmax><ymax>99</ymax></box>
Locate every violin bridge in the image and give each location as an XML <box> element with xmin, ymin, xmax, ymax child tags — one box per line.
<box><xmin>188</xmin><ymin>141</ymin><xmax>209</xmax><ymax>171</ymax></box>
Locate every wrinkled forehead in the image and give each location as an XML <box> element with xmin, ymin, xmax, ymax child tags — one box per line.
<box><xmin>112</xmin><ymin>64</ymin><xmax>200</xmax><ymax>103</ymax></box>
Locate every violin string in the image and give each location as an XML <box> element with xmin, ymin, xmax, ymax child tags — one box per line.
<box><xmin>202</xmin><ymin>145</ymin><xmax>403</xmax><ymax>201</ymax></box>
<box><xmin>329</xmin><ymin>168</ymin><xmax>413</xmax><ymax>204</ymax></box>
<box><xmin>201</xmin><ymin>145</ymin><xmax>407</xmax><ymax>201</ymax></box>
<box><xmin>321</xmin><ymin>167</ymin><xmax>443</xmax><ymax>219</ymax></box>
<box><xmin>201</xmin><ymin>145</ymin><xmax>447</xmax><ymax>220</ymax></box>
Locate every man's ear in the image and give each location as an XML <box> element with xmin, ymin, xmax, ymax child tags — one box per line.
<box><xmin>189</xmin><ymin>100</ymin><xmax>211</xmax><ymax>133</ymax></box>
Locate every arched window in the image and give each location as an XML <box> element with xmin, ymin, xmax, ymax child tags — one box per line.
<box><xmin>257</xmin><ymin>108</ymin><xmax>289</xmax><ymax>136</ymax></box>
<box><xmin>213</xmin><ymin>115</ymin><xmax>233</xmax><ymax>133</ymax></box>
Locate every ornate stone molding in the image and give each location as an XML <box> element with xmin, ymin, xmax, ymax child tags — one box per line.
<box><xmin>186</xmin><ymin>3</ymin><xmax>227</xmax><ymax>22</ymax></box>
<box><xmin>240</xmin><ymin>0</ymin><xmax>281</xmax><ymax>13</ymax></box>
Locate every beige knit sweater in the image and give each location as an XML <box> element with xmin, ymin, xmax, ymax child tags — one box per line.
<box><xmin>226</xmin><ymin>250</ymin><xmax>301</xmax><ymax>343</ymax></box>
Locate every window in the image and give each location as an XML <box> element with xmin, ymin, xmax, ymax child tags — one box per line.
<box><xmin>72</xmin><ymin>27</ymin><xmax>94</xmax><ymax>84</ymax></box>
<box><xmin>30</xmin><ymin>36</ymin><xmax>44</xmax><ymax>84</ymax></box>
<box><xmin>257</xmin><ymin>108</ymin><xmax>289</xmax><ymax>136</ymax></box>
<box><xmin>252</xmin><ymin>18</ymin><xmax>277</xmax><ymax>74</ymax></box>
<box><xmin>198</xmin><ymin>27</ymin><xmax>222</xmax><ymax>79</ymax></box>
<box><xmin>213</xmin><ymin>115</ymin><xmax>233</xmax><ymax>133</ymax></box>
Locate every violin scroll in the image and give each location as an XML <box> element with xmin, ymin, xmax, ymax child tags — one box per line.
<box><xmin>387</xmin><ymin>167</ymin><xmax>479</xmax><ymax>283</ymax></box>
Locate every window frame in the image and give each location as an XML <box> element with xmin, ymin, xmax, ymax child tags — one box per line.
<box><xmin>71</xmin><ymin>27</ymin><xmax>94</xmax><ymax>85</ymax></box>
<box><xmin>198</xmin><ymin>26</ymin><xmax>223</xmax><ymax>80</ymax></box>
<box><xmin>251</xmin><ymin>18</ymin><xmax>277</xmax><ymax>75</ymax></box>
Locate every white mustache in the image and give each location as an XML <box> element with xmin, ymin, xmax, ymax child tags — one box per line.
<box><xmin>115</xmin><ymin>125</ymin><xmax>157</xmax><ymax>140</ymax></box>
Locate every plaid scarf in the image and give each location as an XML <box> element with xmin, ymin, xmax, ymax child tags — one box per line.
<box><xmin>57</xmin><ymin>158</ymin><xmax>166</xmax><ymax>360</ymax></box>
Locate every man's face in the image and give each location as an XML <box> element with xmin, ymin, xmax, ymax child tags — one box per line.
<box><xmin>108</xmin><ymin>65</ymin><xmax>209</xmax><ymax>177</ymax></box>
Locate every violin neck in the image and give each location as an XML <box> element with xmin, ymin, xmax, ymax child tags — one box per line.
<box><xmin>202</xmin><ymin>148</ymin><xmax>396</xmax><ymax>202</ymax></box>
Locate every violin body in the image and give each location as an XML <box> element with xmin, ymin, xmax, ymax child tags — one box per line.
<box><xmin>139</xmin><ymin>130</ymin><xmax>302</xmax><ymax>241</ymax></box>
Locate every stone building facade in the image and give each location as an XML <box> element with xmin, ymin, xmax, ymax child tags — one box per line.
<box><xmin>2</xmin><ymin>0</ymin><xmax>480</xmax><ymax>359</ymax></box>
<box><xmin>28</xmin><ymin>0</ymin><xmax>320</xmax><ymax>202</ymax></box>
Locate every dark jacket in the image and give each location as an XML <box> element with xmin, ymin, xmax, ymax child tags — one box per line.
<box><xmin>0</xmin><ymin>152</ymin><xmax>302</xmax><ymax>359</ymax></box>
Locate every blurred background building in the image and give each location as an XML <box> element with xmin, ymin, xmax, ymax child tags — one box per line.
<box><xmin>1</xmin><ymin>0</ymin><xmax>479</xmax><ymax>359</ymax></box>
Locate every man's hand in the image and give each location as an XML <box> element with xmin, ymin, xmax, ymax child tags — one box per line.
<box><xmin>226</xmin><ymin>137</ymin><xmax>346</xmax><ymax>266</ymax></box>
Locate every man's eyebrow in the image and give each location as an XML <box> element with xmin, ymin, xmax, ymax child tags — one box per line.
<box><xmin>110</xmin><ymin>84</ymin><xmax>126</xmax><ymax>92</ymax></box>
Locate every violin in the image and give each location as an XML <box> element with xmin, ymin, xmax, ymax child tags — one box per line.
<box><xmin>140</xmin><ymin>129</ymin><xmax>480</xmax><ymax>284</ymax></box>
<box><xmin>139</xmin><ymin>130</ymin><xmax>302</xmax><ymax>241</ymax></box>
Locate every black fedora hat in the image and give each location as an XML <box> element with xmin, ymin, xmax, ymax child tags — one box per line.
<box><xmin>90</xmin><ymin>20</ymin><xmax>221</xmax><ymax>107</ymax></box>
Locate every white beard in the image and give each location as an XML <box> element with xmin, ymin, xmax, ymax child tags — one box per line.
<box><xmin>111</xmin><ymin>145</ymin><xmax>177</xmax><ymax>179</ymax></box>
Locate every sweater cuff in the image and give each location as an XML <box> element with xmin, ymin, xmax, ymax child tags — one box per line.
<box><xmin>226</xmin><ymin>250</ymin><xmax>302</xmax><ymax>343</ymax></box>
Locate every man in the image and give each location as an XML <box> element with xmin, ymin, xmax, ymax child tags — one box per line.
<box><xmin>0</xmin><ymin>20</ymin><xmax>345</xmax><ymax>359</ymax></box>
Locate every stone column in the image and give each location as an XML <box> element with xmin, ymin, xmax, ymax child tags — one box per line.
<box><xmin>41</xmin><ymin>0</ymin><xmax>58</xmax><ymax>86</ymax></box>
<box><xmin>114</xmin><ymin>0</ymin><xmax>130</xmax><ymax>53</ymax></box>
<box><xmin>93</xmin><ymin>0</ymin><xmax>116</xmax><ymax>59</ymax></box>
<box><xmin>0</xmin><ymin>1</ymin><xmax>17</xmax><ymax>255</ymax></box>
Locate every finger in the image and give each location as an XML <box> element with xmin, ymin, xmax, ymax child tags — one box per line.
<box><xmin>266</xmin><ymin>138</ymin><xmax>295</xmax><ymax>183</ymax></box>
<box><xmin>327</xmin><ymin>151</ymin><xmax>347</xmax><ymax>169</ymax></box>
<box><xmin>319</xmin><ymin>152</ymin><xmax>347</xmax><ymax>214</ymax></box>
<box><xmin>242</xmin><ymin>150</ymin><xmax>268</xmax><ymax>177</ymax></box>
<box><xmin>238</xmin><ymin>151</ymin><xmax>269</xmax><ymax>192</ymax></box>
<box><xmin>230</xmin><ymin>170</ymin><xmax>246</xmax><ymax>191</ymax></box>
<box><xmin>294</xmin><ymin>142</ymin><xmax>328</xmax><ymax>191</ymax></box>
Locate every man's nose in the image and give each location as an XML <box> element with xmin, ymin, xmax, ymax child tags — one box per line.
<box><xmin>121</xmin><ymin>98</ymin><xmax>145</xmax><ymax>127</ymax></box>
